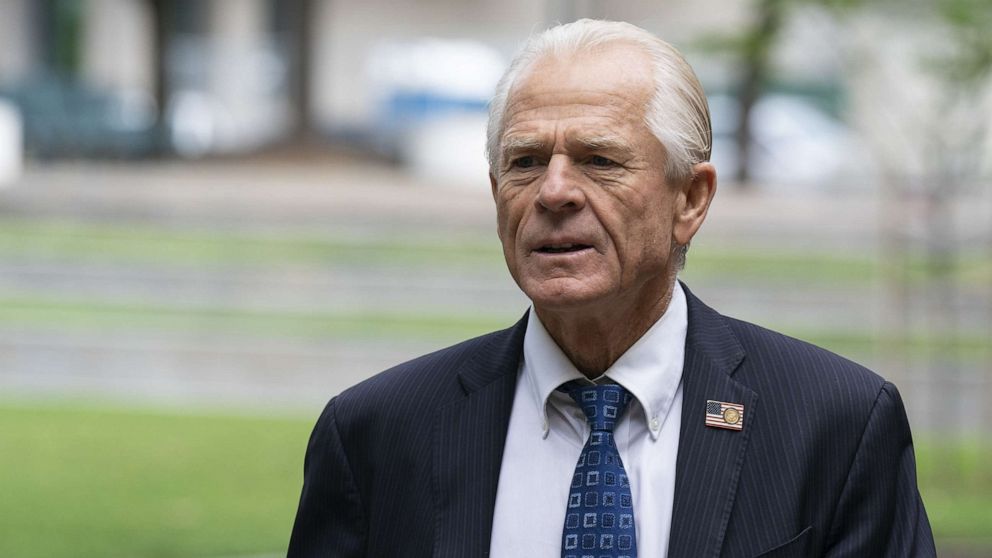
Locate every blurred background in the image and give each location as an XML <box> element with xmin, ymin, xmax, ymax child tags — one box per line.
<box><xmin>0</xmin><ymin>0</ymin><xmax>989</xmax><ymax>556</ymax></box>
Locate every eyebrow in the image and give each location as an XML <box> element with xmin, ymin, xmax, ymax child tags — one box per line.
<box><xmin>573</xmin><ymin>135</ymin><xmax>634</xmax><ymax>156</ymax></box>
<box><xmin>499</xmin><ymin>133</ymin><xmax>635</xmax><ymax>163</ymax></box>
<box><xmin>500</xmin><ymin>137</ymin><xmax>546</xmax><ymax>161</ymax></box>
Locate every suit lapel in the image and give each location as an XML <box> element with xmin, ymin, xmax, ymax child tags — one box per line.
<box><xmin>428</xmin><ymin>287</ymin><xmax>756</xmax><ymax>556</ymax></box>
<box><xmin>432</xmin><ymin>314</ymin><xmax>528</xmax><ymax>558</ymax></box>
<box><xmin>669</xmin><ymin>285</ymin><xmax>757</xmax><ymax>558</ymax></box>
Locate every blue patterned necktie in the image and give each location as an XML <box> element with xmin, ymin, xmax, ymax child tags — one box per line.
<box><xmin>561</xmin><ymin>382</ymin><xmax>637</xmax><ymax>558</ymax></box>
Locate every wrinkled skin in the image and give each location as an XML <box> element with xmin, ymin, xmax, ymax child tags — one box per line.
<box><xmin>490</xmin><ymin>43</ymin><xmax>716</xmax><ymax>376</ymax></box>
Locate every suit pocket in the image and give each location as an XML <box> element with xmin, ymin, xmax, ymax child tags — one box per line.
<box><xmin>752</xmin><ymin>525</ymin><xmax>813</xmax><ymax>558</ymax></box>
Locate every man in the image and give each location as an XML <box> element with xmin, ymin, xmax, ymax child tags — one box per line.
<box><xmin>289</xmin><ymin>19</ymin><xmax>935</xmax><ymax>557</ymax></box>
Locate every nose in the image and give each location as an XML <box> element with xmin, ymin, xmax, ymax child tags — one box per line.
<box><xmin>536</xmin><ymin>155</ymin><xmax>585</xmax><ymax>213</ymax></box>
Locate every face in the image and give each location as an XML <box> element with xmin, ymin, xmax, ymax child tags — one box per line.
<box><xmin>491</xmin><ymin>44</ymin><xmax>684</xmax><ymax>317</ymax></box>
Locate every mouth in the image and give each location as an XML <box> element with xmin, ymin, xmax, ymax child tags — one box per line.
<box><xmin>535</xmin><ymin>243</ymin><xmax>593</xmax><ymax>254</ymax></box>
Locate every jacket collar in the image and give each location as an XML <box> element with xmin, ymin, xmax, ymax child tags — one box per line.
<box><xmin>431</xmin><ymin>283</ymin><xmax>757</xmax><ymax>557</ymax></box>
<box><xmin>432</xmin><ymin>313</ymin><xmax>528</xmax><ymax>557</ymax></box>
<box><xmin>668</xmin><ymin>283</ymin><xmax>756</xmax><ymax>558</ymax></box>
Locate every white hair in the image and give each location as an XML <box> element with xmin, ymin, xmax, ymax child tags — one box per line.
<box><xmin>486</xmin><ymin>19</ymin><xmax>712</xmax><ymax>185</ymax></box>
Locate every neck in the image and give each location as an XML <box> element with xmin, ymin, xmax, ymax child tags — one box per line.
<box><xmin>536</xmin><ymin>278</ymin><xmax>677</xmax><ymax>378</ymax></box>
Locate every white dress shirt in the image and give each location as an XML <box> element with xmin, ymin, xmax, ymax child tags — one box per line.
<box><xmin>490</xmin><ymin>282</ymin><xmax>688</xmax><ymax>558</ymax></box>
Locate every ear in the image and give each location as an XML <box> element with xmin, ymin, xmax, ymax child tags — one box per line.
<box><xmin>673</xmin><ymin>162</ymin><xmax>717</xmax><ymax>246</ymax></box>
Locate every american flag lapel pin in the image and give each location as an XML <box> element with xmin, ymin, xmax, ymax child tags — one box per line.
<box><xmin>706</xmin><ymin>400</ymin><xmax>744</xmax><ymax>431</ymax></box>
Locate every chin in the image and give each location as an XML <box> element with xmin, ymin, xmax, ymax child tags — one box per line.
<box><xmin>522</xmin><ymin>278</ymin><xmax>608</xmax><ymax>312</ymax></box>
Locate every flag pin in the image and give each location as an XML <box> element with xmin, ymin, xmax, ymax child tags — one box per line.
<box><xmin>706</xmin><ymin>400</ymin><xmax>744</xmax><ymax>431</ymax></box>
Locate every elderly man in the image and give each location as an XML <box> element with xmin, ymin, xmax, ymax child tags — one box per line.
<box><xmin>289</xmin><ymin>20</ymin><xmax>934</xmax><ymax>558</ymax></box>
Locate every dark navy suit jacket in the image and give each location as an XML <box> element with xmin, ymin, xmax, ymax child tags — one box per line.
<box><xmin>288</xmin><ymin>284</ymin><xmax>935</xmax><ymax>557</ymax></box>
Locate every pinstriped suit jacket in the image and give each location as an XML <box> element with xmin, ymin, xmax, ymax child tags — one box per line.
<box><xmin>288</xmin><ymin>284</ymin><xmax>935</xmax><ymax>557</ymax></box>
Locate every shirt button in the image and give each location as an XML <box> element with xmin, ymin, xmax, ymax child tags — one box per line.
<box><xmin>650</xmin><ymin>417</ymin><xmax>660</xmax><ymax>431</ymax></box>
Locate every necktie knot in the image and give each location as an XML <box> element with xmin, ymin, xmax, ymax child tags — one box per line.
<box><xmin>566</xmin><ymin>383</ymin><xmax>634</xmax><ymax>433</ymax></box>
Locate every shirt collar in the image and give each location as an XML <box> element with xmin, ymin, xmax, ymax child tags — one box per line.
<box><xmin>522</xmin><ymin>281</ymin><xmax>688</xmax><ymax>441</ymax></box>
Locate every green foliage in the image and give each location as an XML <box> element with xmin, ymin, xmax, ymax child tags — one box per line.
<box><xmin>51</xmin><ymin>0</ymin><xmax>83</xmax><ymax>75</ymax></box>
<box><xmin>696</xmin><ymin>0</ymin><xmax>992</xmax><ymax>89</ymax></box>
<box><xmin>934</xmin><ymin>0</ymin><xmax>992</xmax><ymax>84</ymax></box>
<box><xmin>805</xmin><ymin>0</ymin><xmax>992</xmax><ymax>84</ymax></box>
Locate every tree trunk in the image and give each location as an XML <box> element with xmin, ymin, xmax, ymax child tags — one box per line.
<box><xmin>287</xmin><ymin>0</ymin><xmax>315</xmax><ymax>145</ymax></box>
<box><xmin>735</xmin><ymin>0</ymin><xmax>785</xmax><ymax>187</ymax></box>
<box><xmin>149</xmin><ymin>0</ymin><xmax>171</xmax><ymax>155</ymax></box>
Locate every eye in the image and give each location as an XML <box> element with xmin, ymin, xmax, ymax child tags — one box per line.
<box><xmin>510</xmin><ymin>156</ymin><xmax>538</xmax><ymax>169</ymax></box>
<box><xmin>589</xmin><ymin>155</ymin><xmax>617</xmax><ymax>168</ymax></box>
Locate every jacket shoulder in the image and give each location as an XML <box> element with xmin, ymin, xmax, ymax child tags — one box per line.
<box><xmin>691</xmin><ymin>305</ymin><xmax>933</xmax><ymax>556</ymax></box>
<box><xmin>332</xmin><ymin>322</ymin><xmax>522</xmax><ymax>422</ymax></box>
<box><xmin>721</xmin><ymin>315</ymin><xmax>890</xmax><ymax>432</ymax></box>
<box><xmin>727</xmin><ymin>315</ymin><xmax>884</xmax><ymax>389</ymax></box>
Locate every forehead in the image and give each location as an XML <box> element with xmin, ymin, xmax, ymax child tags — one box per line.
<box><xmin>502</xmin><ymin>43</ymin><xmax>655</xmax><ymax>141</ymax></box>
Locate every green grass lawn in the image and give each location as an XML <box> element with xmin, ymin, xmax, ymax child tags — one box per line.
<box><xmin>917</xmin><ymin>441</ymin><xmax>992</xmax><ymax>540</ymax></box>
<box><xmin>0</xmin><ymin>402</ymin><xmax>313</xmax><ymax>558</ymax></box>
<box><xmin>0</xmin><ymin>402</ymin><xmax>989</xmax><ymax>558</ymax></box>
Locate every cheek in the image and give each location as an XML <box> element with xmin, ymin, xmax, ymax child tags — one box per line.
<box><xmin>617</xmin><ymin>199</ymin><xmax>672</xmax><ymax>266</ymax></box>
<box><xmin>498</xmin><ymin>194</ymin><xmax>527</xmax><ymax>232</ymax></box>
<box><xmin>495</xmin><ymin>197</ymin><xmax>524</xmax><ymax>252</ymax></box>
<box><xmin>494</xmin><ymin>193</ymin><xmax>511</xmax><ymax>226</ymax></box>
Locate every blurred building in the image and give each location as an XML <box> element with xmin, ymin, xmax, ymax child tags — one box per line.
<box><xmin>4</xmin><ymin>0</ymin><xmax>986</xmax><ymax>191</ymax></box>
<box><xmin>0</xmin><ymin>0</ymin><xmax>876</xmax><ymax>186</ymax></box>
<box><xmin>0</xmin><ymin>0</ymin><xmax>294</xmax><ymax>158</ymax></box>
